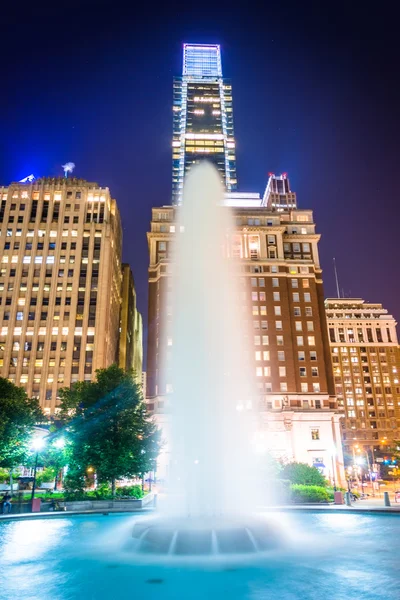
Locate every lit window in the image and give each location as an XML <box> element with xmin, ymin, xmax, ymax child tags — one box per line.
<box><xmin>275</xmin><ymin>321</ymin><xmax>282</xmax><ymax>330</ymax></box>
<box><xmin>263</xmin><ymin>351</ymin><xmax>270</xmax><ymax>361</ymax></box>
<box><xmin>312</xmin><ymin>367</ymin><xmax>319</xmax><ymax>377</ymax></box>
<box><xmin>272</xmin><ymin>278</ymin><xmax>279</xmax><ymax>287</ymax></box>
<box><xmin>255</xmin><ymin>351</ymin><xmax>261</xmax><ymax>361</ymax></box>
<box><xmin>310</xmin><ymin>351</ymin><xmax>317</xmax><ymax>361</ymax></box>
<box><xmin>301</xmin><ymin>383</ymin><xmax>308</xmax><ymax>392</ymax></box>
<box><xmin>298</xmin><ymin>351</ymin><xmax>305</xmax><ymax>361</ymax></box>
<box><xmin>254</xmin><ymin>335</ymin><xmax>260</xmax><ymax>345</ymax></box>
<box><xmin>277</xmin><ymin>335</ymin><xmax>284</xmax><ymax>346</ymax></box>
<box><xmin>274</xmin><ymin>306</ymin><xmax>281</xmax><ymax>316</ymax></box>
<box><xmin>304</xmin><ymin>293</ymin><xmax>311</xmax><ymax>302</ymax></box>
<box><xmin>302</xmin><ymin>279</ymin><xmax>309</xmax><ymax>288</ymax></box>
<box><xmin>307</xmin><ymin>322</ymin><xmax>314</xmax><ymax>331</ymax></box>
<box><xmin>305</xmin><ymin>307</ymin><xmax>313</xmax><ymax>316</ymax></box>
<box><xmin>262</xmin><ymin>336</ymin><xmax>269</xmax><ymax>345</ymax></box>
<box><xmin>297</xmin><ymin>336</ymin><xmax>304</xmax><ymax>346</ymax></box>
<box><xmin>300</xmin><ymin>367</ymin><xmax>306</xmax><ymax>377</ymax></box>
<box><xmin>291</xmin><ymin>279</ymin><xmax>298</xmax><ymax>288</ymax></box>
<box><xmin>311</xmin><ymin>428</ymin><xmax>320</xmax><ymax>440</ymax></box>
<box><xmin>264</xmin><ymin>367</ymin><xmax>271</xmax><ymax>376</ymax></box>
<box><xmin>256</xmin><ymin>367</ymin><xmax>263</xmax><ymax>377</ymax></box>
<box><xmin>295</xmin><ymin>321</ymin><xmax>302</xmax><ymax>331</ymax></box>
<box><xmin>279</xmin><ymin>366</ymin><xmax>286</xmax><ymax>377</ymax></box>
<box><xmin>278</xmin><ymin>351</ymin><xmax>285</xmax><ymax>361</ymax></box>
<box><xmin>308</xmin><ymin>336</ymin><xmax>315</xmax><ymax>346</ymax></box>
<box><xmin>16</xmin><ymin>312</ymin><xmax>23</xmax><ymax>321</ymax></box>
<box><xmin>313</xmin><ymin>383</ymin><xmax>320</xmax><ymax>393</ymax></box>
<box><xmin>294</xmin><ymin>307</ymin><xmax>301</xmax><ymax>316</ymax></box>
<box><xmin>46</xmin><ymin>256</ymin><xmax>55</xmax><ymax>264</ymax></box>
<box><xmin>273</xmin><ymin>292</ymin><xmax>280</xmax><ymax>301</ymax></box>
<box><xmin>34</xmin><ymin>256</ymin><xmax>42</xmax><ymax>264</ymax></box>
<box><xmin>280</xmin><ymin>382</ymin><xmax>288</xmax><ymax>392</ymax></box>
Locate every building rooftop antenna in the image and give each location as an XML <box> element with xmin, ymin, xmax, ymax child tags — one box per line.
<box><xmin>333</xmin><ymin>257</ymin><xmax>341</xmax><ymax>298</ymax></box>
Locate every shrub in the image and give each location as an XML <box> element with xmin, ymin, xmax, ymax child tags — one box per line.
<box><xmin>90</xmin><ymin>484</ymin><xmax>113</xmax><ymax>500</ymax></box>
<box><xmin>290</xmin><ymin>484</ymin><xmax>330</xmax><ymax>503</ymax></box>
<box><xmin>36</xmin><ymin>467</ymin><xmax>56</xmax><ymax>487</ymax></box>
<box><xmin>281</xmin><ymin>462</ymin><xmax>328</xmax><ymax>487</ymax></box>
<box><xmin>0</xmin><ymin>468</ymin><xmax>10</xmax><ymax>483</ymax></box>
<box><xmin>115</xmin><ymin>485</ymin><xmax>144</xmax><ymax>499</ymax></box>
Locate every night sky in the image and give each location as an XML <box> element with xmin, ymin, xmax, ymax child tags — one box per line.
<box><xmin>2</xmin><ymin>2</ymin><xmax>399</xmax><ymax>359</ymax></box>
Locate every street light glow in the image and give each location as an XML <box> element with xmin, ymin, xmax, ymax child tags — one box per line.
<box><xmin>54</xmin><ymin>437</ymin><xmax>65</xmax><ymax>449</ymax></box>
<box><xmin>31</xmin><ymin>437</ymin><xmax>46</xmax><ymax>451</ymax></box>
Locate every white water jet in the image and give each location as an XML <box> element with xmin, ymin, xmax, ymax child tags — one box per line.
<box><xmin>133</xmin><ymin>162</ymin><xmax>278</xmax><ymax>555</ymax></box>
<box><xmin>167</xmin><ymin>161</ymin><xmax>258</xmax><ymax>517</ymax></box>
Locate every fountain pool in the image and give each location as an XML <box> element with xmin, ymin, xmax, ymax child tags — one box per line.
<box><xmin>0</xmin><ymin>511</ymin><xmax>399</xmax><ymax>600</ymax></box>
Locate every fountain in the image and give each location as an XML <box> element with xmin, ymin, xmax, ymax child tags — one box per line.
<box><xmin>132</xmin><ymin>162</ymin><xmax>279</xmax><ymax>555</ymax></box>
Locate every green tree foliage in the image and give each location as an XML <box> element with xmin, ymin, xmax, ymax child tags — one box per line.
<box><xmin>290</xmin><ymin>484</ymin><xmax>330</xmax><ymax>503</ymax></box>
<box><xmin>280</xmin><ymin>461</ymin><xmax>327</xmax><ymax>487</ymax></box>
<box><xmin>0</xmin><ymin>377</ymin><xmax>43</xmax><ymax>469</ymax></box>
<box><xmin>59</xmin><ymin>365</ymin><xmax>161</xmax><ymax>496</ymax></box>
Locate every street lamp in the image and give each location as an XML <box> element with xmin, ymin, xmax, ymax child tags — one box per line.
<box><xmin>30</xmin><ymin>437</ymin><xmax>46</xmax><ymax>503</ymax></box>
<box><xmin>330</xmin><ymin>445</ymin><xmax>337</xmax><ymax>491</ymax></box>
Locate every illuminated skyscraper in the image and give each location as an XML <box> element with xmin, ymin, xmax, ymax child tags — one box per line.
<box><xmin>172</xmin><ymin>44</ymin><xmax>237</xmax><ymax>203</ymax></box>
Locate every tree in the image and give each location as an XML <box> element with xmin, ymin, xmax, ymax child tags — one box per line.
<box><xmin>59</xmin><ymin>365</ymin><xmax>161</xmax><ymax>496</ymax></box>
<box><xmin>0</xmin><ymin>377</ymin><xmax>43</xmax><ymax>471</ymax></box>
<box><xmin>280</xmin><ymin>462</ymin><xmax>327</xmax><ymax>487</ymax></box>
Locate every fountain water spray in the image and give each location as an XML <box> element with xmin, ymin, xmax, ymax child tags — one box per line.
<box><xmin>132</xmin><ymin>163</ymin><xmax>279</xmax><ymax>555</ymax></box>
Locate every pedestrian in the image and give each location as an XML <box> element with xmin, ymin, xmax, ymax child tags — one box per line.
<box><xmin>2</xmin><ymin>492</ymin><xmax>12</xmax><ymax>514</ymax></box>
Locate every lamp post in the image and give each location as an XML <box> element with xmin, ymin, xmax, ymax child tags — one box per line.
<box><xmin>330</xmin><ymin>445</ymin><xmax>337</xmax><ymax>492</ymax></box>
<box><xmin>365</xmin><ymin>448</ymin><xmax>375</xmax><ymax>497</ymax></box>
<box><xmin>30</xmin><ymin>437</ymin><xmax>46</xmax><ymax>503</ymax></box>
<box><xmin>53</xmin><ymin>437</ymin><xmax>65</xmax><ymax>490</ymax></box>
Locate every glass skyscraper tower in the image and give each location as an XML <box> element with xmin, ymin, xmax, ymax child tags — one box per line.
<box><xmin>172</xmin><ymin>44</ymin><xmax>237</xmax><ymax>203</ymax></box>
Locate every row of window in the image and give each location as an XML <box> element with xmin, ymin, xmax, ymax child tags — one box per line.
<box><xmin>0</xmin><ymin>326</ymin><xmax>95</xmax><ymax>336</ymax></box>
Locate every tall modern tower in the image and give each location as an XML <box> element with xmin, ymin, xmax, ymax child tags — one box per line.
<box><xmin>172</xmin><ymin>44</ymin><xmax>237</xmax><ymax>203</ymax></box>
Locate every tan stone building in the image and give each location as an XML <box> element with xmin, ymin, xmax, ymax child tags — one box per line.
<box><xmin>0</xmin><ymin>177</ymin><xmax>122</xmax><ymax>414</ymax></box>
<box><xmin>118</xmin><ymin>263</ymin><xmax>143</xmax><ymax>382</ymax></box>
<box><xmin>146</xmin><ymin>174</ymin><xmax>345</xmax><ymax>483</ymax></box>
<box><xmin>325</xmin><ymin>298</ymin><xmax>400</xmax><ymax>455</ymax></box>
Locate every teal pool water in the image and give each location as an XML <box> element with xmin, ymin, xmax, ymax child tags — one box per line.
<box><xmin>0</xmin><ymin>511</ymin><xmax>399</xmax><ymax>599</ymax></box>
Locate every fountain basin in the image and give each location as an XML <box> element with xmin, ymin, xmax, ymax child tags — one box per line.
<box><xmin>132</xmin><ymin>516</ymin><xmax>282</xmax><ymax>555</ymax></box>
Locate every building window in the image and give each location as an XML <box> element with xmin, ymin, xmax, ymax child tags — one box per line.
<box><xmin>297</xmin><ymin>336</ymin><xmax>304</xmax><ymax>346</ymax></box>
<box><xmin>294</xmin><ymin>307</ymin><xmax>301</xmax><ymax>316</ymax></box>
<box><xmin>262</xmin><ymin>336</ymin><xmax>269</xmax><ymax>345</ymax></box>
<box><xmin>280</xmin><ymin>382</ymin><xmax>288</xmax><ymax>392</ymax></box>
<box><xmin>291</xmin><ymin>279</ymin><xmax>298</xmax><ymax>288</ymax></box>
<box><xmin>274</xmin><ymin>306</ymin><xmax>281</xmax><ymax>316</ymax></box>
<box><xmin>304</xmin><ymin>293</ymin><xmax>311</xmax><ymax>302</ymax></box>
<box><xmin>311</xmin><ymin>367</ymin><xmax>319</xmax><ymax>377</ymax></box>
<box><xmin>279</xmin><ymin>366</ymin><xmax>286</xmax><ymax>377</ymax></box>
<box><xmin>307</xmin><ymin>321</ymin><xmax>314</xmax><ymax>331</ymax></box>
<box><xmin>254</xmin><ymin>335</ymin><xmax>260</xmax><ymax>345</ymax></box>
<box><xmin>298</xmin><ymin>351</ymin><xmax>305</xmax><ymax>361</ymax></box>
<box><xmin>313</xmin><ymin>383</ymin><xmax>320</xmax><ymax>393</ymax></box>
<box><xmin>272</xmin><ymin>278</ymin><xmax>279</xmax><ymax>287</ymax></box>
<box><xmin>310</xmin><ymin>351</ymin><xmax>317</xmax><ymax>361</ymax></box>
<box><xmin>278</xmin><ymin>351</ymin><xmax>285</xmax><ymax>361</ymax></box>
<box><xmin>311</xmin><ymin>428</ymin><xmax>320</xmax><ymax>440</ymax></box>
<box><xmin>300</xmin><ymin>367</ymin><xmax>306</xmax><ymax>377</ymax></box>
<box><xmin>308</xmin><ymin>336</ymin><xmax>315</xmax><ymax>346</ymax></box>
<box><xmin>301</xmin><ymin>383</ymin><xmax>308</xmax><ymax>392</ymax></box>
<box><xmin>295</xmin><ymin>321</ymin><xmax>302</xmax><ymax>331</ymax></box>
<box><xmin>277</xmin><ymin>336</ymin><xmax>284</xmax><ymax>346</ymax></box>
<box><xmin>302</xmin><ymin>279</ymin><xmax>309</xmax><ymax>288</ymax></box>
<box><xmin>305</xmin><ymin>307</ymin><xmax>312</xmax><ymax>316</ymax></box>
<box><xmin>273</xmin><ymin>292</ymin><xmax>280</xmax><ymax>301</ymax></box>
<box><xmin>275</xmin><ymin>321</ymin><xmax>282</xmax><ymax>330</ymax></box>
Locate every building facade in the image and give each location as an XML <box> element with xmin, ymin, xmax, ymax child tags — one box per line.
<box><xmin>146</xmin><ymin>175</ymin><xmax>345</xmax><ymax>483</ymax></box>
<box><xmin>118</xmin><ymin>263</ymin><xmax>143</xmax><ymax>381</ymax></box>
<box><xmin>0</xmin><ymin>177</ymin><xmax>122</xmax><ymax>414</ymax></box>
<box><xmin>325</xmin><ymin>298</ymin><xmax>400</xmax><ymax>455</ymax></box>
<box><xmin>172</xmin><ymin>44</ymin><xmax>237</xmax><ymax>203</ymax></box>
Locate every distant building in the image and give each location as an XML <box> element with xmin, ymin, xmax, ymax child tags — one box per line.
<box><xmin>146</xmin><ymin>175</ymin><xmax>345</xmax><ymax>484</ymax></box>
<box><xmin>325</xmin><ymin>298</ymin><xmax>400</xmax><ymax>455</ymax></box>
<box><xmin>0</xmin><ymin>177</ymin><xmax>123</xmax><ymax>414</ymax></box>
<box><xmin>172</xmin><ymin>44</ymin><xmax>237</xmax><ymax>203</ymax></box>
<box><xmin>119</xmin><ymin>264</ymin><xmax>143</xmax><ymax>381</ymax></box>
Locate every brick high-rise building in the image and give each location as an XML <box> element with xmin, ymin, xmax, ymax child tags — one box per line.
<box><xmin>325</xmin><ymin>298</ymin><xmax>400</xmax><ymax>455</ymax></box>
<box><xmin>0</xmin><ymin>177</ymin><xmax>122</xmax><ymax>414</ymax></box>
<box><xmin>146</xmin><ymin>174</ymin><xmax>345</xmax><ymax>483</ymax></box>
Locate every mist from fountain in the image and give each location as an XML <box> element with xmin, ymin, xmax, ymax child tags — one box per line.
<box><xmin>132</xmin><ymin>163</ymin><xmax>280</xmax><ymax>555</ymax></box>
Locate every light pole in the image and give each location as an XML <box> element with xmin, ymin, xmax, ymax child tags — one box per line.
<box><xmin>330</xmin><ymin>445</ymin><xmax>337</xmax><ymax>492</ymax></box>
<box><xmin>53</xmin><ymin>437</ymin><xmax>65</xmax><ymax>490</ymax></box>
<box><xmin>365</xmin><ymin>448</ymin><xmax>375</xmax><ymax>497</ymax></box>
<box><xmin>30</xmin><ymin>437</ymin><xmax>46</xmax><ymax>503</ymax></box>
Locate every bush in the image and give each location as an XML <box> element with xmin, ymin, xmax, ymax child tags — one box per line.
<box><xmin>115</xmin><ymin>485</ymin><xmax>144</xmax><ymax>499</ymax></box>
<box><xmin>280</xmin><ymin>462</ymin><xmax>328</xmax><ymax>487</ymax></box>
<box><xmin>36</xmin><ymin>467</ymin><xmax>56</xmax><ymax>487</ymax></box>
<box><xmin>0</xmin><ymin>468</ymin><xmax>10</xmax><ymax>483</ymax></box>
<box><xmin>290</xmin><ymin>484</ymin><xmax>330</xmax><ymax>503</ymax></box>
